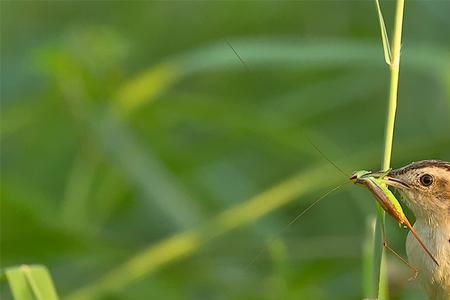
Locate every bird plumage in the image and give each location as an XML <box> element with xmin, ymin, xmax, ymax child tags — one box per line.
<box><xmin>387</xmin><ymin>160</ymin><xmax>450</xmax><ymax>300</ymax></box>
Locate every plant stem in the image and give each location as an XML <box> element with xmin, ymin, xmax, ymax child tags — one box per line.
<box><xmin>375</xmin><ymin>0</ymin><xmax>405</xmax><ymax>299</ymax></box>
<box><xmin>382</xmin><ymin>0</ymin><xmax>405</xmax><ymax>171</ymax></box>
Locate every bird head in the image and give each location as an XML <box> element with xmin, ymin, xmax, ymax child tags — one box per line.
<box><xmin>384</xmin><ymin>160</ymin><xmax>450</xmax><ymax>222</ymax></box>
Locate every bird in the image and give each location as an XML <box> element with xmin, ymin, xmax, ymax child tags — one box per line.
<box><xmin>384</xmin><ymin>160</ymin><xmax>450</xmax><ymax>300</ymax></box>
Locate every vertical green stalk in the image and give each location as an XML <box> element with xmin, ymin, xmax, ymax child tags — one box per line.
<box><xmin>370</xmin><ymin>0</ymin><xmax>405</xmax><ymax>299</ymax></box>
<box><xmin>382</xmin><ymin>0</ymin><xmax>405</xmax><ymax>171</ymax></box>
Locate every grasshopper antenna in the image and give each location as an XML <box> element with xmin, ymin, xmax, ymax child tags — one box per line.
<box><xmin>303</xmin><ymin>134</ymin><xmax>349</xmax><ymax>178</ymax></box>
<box><xmin>246</xmin><ymin>182</ymin><xmax>348</xmax><ymax>267</ymax></box>
<box><xmin>226</xmin><ymin>40</ymin><xmax>249</xmax><ymax>72</ymax></box>
<box><xmin>281</xmin><ymin>183</ymin><xmax>348</xmax><ymax>230</ymax></box>
<box><xmin>226</xmin><ymin>40</ymin><xmax>352</xmax><ymax>269</ymax></box>
<box><xmin>225</xmin><ymin>40</ymin><xmax>348</xmax><ymax>180</ymax></box>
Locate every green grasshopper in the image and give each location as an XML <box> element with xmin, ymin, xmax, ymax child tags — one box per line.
<box><xmin>307</xmin><ymin>135</ymin><xmax>439</xmax><ymax>268</ymax></box>
<box><xmin>350</xmin><ymin>170</ymin><xmax>439</xmax><ymax>267</ymax></box>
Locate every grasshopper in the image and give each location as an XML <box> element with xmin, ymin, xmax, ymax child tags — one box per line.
<box><xmin>350</xmin><ymin>170</ymin><xmax>439</xmax><ymax>267</ymax></box>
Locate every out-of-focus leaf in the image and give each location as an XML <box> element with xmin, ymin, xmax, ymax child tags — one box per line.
<box><xmin>4</xmin><ymin>267</ymin><xmax>35</xmax><ymax>300</ymax></box>
<box><xmin>114</xmin><ymin>63</ymin><xmax>179</xmax><ymax>114</ymax></box>
<box><xmin>5</xmin><ymin>265</ymin><xmax>59</xmax><ymax>300</ymax></box>
<box><xmin>114</xmin><ymin>39</ymin><xmax>449</xmax><ymax>114</ymax></box>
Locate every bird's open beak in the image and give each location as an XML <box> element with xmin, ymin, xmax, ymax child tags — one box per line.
<box><xmin>382</xmin><ymin>175</ymin><xmax>410</xmax><ymax>189</ymax></box>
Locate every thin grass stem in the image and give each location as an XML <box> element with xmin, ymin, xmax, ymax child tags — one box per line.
<box><xmin>371</xmin><ymin>0</ymin><xmax>405</xmax><ymax>299</ymax></box>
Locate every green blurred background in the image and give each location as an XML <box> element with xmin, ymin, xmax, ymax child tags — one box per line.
<box><xmin>1</xmin><ymin>1</ymin><xmax>449</xmax><ymax>300</ymax></box>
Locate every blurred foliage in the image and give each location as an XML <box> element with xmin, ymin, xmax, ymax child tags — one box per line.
<box><xmin>4</xmin><ymin>265</ymin><xmax>59</xmax><ymax>300</ymax></box>
<box><xmin>1</xmin><ymin>1</ymin><xmax>449</xmax><ymax>300</ymax></box>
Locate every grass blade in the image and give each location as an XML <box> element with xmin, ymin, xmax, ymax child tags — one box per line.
<box><xmin>111</xmin><ymin>39</ymin><xmax>448</xmax><ymax>115</ymax></box>
<box><xmin>5</xmin><ymin>265</ymin><xmax>59</xmax><ymax>300</ymax></box>
<box><xmin>5</xmin><ymin>267</ymin><xmax>35</xmax><ymax>300</ymax></box>
<box><xmin>64</xmin><ymin>161</ymin><xmax>352</xmax><ymax>300</ymax></box>
<box><xmin>373</xmin><ymin>0</ymin><xmax>405</xmax><ymax>299</ymax></box>
<box><xmin>362</xmin><ymin>217</ymin><xmax>376</xmax><ymax>296</ymax></box>
<box><xmin>375</xmin><ymin>0</ymin><xmax>392</xmax><ymax>66</ymax></box>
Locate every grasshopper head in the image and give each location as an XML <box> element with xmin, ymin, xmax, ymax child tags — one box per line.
<box><xmin>350</xmin><ymin>170</ymin><xmax>371</xmax><ymax>184</ymax></box>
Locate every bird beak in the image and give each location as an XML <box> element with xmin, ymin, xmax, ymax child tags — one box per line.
<box><xmin>382</xmin><ymin>174</ymin><xmax>410</xmax><ymax>189</ymax></box>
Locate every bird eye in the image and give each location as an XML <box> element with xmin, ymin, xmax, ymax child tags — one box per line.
<box><xmin>419</xmin><ymin>174</ymin><xmax>433</xmax><ymax>186</ymax></box>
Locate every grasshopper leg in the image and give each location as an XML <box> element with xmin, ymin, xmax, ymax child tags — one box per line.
<box><xmin>382</xmin><ymin>240</ymin><xmax>418</xmax><ymax>281</ymax></box>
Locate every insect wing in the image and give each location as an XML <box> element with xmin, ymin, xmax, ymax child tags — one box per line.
<box><xmin>363</xmin><ymin>177</ymin><xmax>405</xmax><ymax>224</ymax></box>
<box><xmin>372</xmin><ymin>177</ymin><xmax>407</xmax><ymax>222</ymax></box>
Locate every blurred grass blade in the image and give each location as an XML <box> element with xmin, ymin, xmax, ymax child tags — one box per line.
<box><xmin>5</xmin><ymin>267</ymin><xmax>35</xmax><ymax>300</ymax></box>
<box><xmin>362</xmin><ymin>217</ymin><xmax>376</xmax><ymax>296</ymax></box>
<box><xmin>5</xmin><ymin>265</ymin><xmax>60</xmax><ymax>300</ymax></box>
<box><xmin>375</xmin><ymin>0</ymin><xmax>392</xmax><ymax>66</ymax></box>
<box><xmin>373</xmin><ymin>211</ymin><xmax>386</xmax><ymax>299</ymax></box>
<box><xmin>114</xmin><ymin>62</ymin><xmax>179</xmax><ymax>114</ymax></box>
<box><xmin>23</xmin><ymin>265</ymin><xmax>60</xmax><ymax>300</ymax></box>
<box><xmin>64</xmin><ymin>137</ymin><xmax>448</xmax><ymax>300</ymax></box>
<box><xmin>48</xmin><ymin>52</ymin><xmax>205</xmax><ymax>229</ymax></box>
<box><xmin>65</xmin><ymin>157</ymin><xmax>371</xmax><ymax>300</ymax></box>
<box><xmin>363</xmin><ymin>214</ymin><xmax>388</xmax><ymax>299</ymax></box>
<box><xmin>377</xmin><ymin>251</ymin><xmax>389</xmax><ymax>300</ymax></box>
<box><xmin>92</xmin><ymin>111</ymin><xmax>205</xmax><ymax>228</ymax></box>
<box><xmin>112</xmin><ymin>39</ymin><xmax>449</xmax><ymax>115</ymax></box>
<box><xmin>62</xmin><ymin>154</ymin><xmax>97</xmax><ymax>231</ymax></box>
